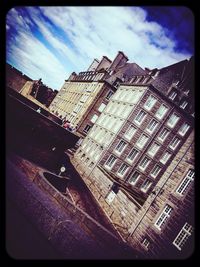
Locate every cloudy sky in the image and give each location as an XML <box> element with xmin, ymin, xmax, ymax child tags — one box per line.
<box><xmin>6</xmin><ymin>6</ymin><xmax>194</xmax><ymax>90</ymax></box>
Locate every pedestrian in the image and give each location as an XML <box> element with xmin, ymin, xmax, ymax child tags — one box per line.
<box><xmin>36</xmin><ymin>107</ymin><xmax>41</xmax><ymax>113</ymax></box>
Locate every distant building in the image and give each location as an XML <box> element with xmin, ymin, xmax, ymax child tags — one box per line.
<box><xmin>20</xmin><ymin>79</ymin><xmax>58</xmax><ymax>109</ymax></box>
<box><xmin>72</xmin><ymin>56</ymin><xmax>194</xmax><ymax>259</ymax></box>
<box><xmin>6</xmin><ymin>63</ymin><xmax>32</xmax><ymax>92</ymax></box>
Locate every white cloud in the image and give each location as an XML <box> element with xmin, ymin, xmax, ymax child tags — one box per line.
<box><xmin>7</xmin><ymin>6</ymin><xmax>192</xmax><ymax>90</ymax></box>
<box><xmin>40</xmin><ymin>6</ymin><xmax>192</xmax><ymax>68</ymax></box>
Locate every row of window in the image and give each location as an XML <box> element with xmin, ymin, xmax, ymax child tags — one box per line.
<box><xmin>169</xmin><ymin>89</ymin><xmax>189</xmax><ymax>110</ymax></box>
<box><xmin>142</xmin><ymin>221</ymin><xmax>193</xmax><ymax>251</ymax></box>
<box><xmin>135</xmin><ymin>107</ymin><xmax>190</xmax><ymax>136</ymax></box>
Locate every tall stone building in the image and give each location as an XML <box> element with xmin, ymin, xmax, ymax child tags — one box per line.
<box><xmin>49</xmin><ymin>51</ymin><xmax>146</xmax><ymax>138</ymax></box>
<box><xmin>72</xmin><ymin>56</ymin><xmax>194</xmax><ymax>259</ymax></box>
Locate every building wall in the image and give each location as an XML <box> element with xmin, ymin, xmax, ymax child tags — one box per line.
<box><xmin>6</xmin><ymin>63</ymin><xmax>32</xmax><ymax>92</ymax></box>
<box><xmin>49</xmin><ymin>80</ymin><xmax>104</xmax><ymax>125</ymax></box>
<box><xmin>72</xmin><ymin>129</ymin><xmax>194</xmax><ymax>259</ymax></box>
<box><xmin>76</xmin><ymin>82</ymin><xmax>115</xmax><ymax>138</ymax></box>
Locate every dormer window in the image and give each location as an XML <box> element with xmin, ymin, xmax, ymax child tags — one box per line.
<box><xmin>180</xmin><ymin>100</ymin><xmax>188</xmax><ymax>109</ymax></box>
<box><xmin>169</xmin><ymin>90</ymin><xmax>177</xmax><ymax>100</ymax></box>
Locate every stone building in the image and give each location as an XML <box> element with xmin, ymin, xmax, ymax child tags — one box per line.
<box><xmin>72</xmin><ymin>56</ymin><xmax>194</xmax><ymax>258</ymax></box>
<box><xmin>49</xmin><ymin>51</ymin><xmax>146</xmax><ymax>133</ymax></box>
<box><xmin>6</xmin><ymin>63</ymin><xmax>32</xmax><ymax>92</ymax></box>
<box><xmin>20</xmin><ymin>79</ymin><xmax>58</xmax><ymax>109</ymax></box>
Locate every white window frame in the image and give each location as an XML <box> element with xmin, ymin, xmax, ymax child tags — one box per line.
<box><xmin>148</xmin><ymin>143</ymin><xmax>160</xmax><ymax>157</ymax></box>
<box><xmin>117</xmin><ymin>163</ymin><xmax>129</xmax><ymax>177</ymax></box>
<box><xmin>105</xmin><ymin>155</ymin><xmax>116</xmax><ymax>169</ymax></box>
<box><xmin>139</xmin><ymin>156</ymin><xmax>150</xmax><ymax>171</ymax></box>
<box><xmin>129</xmin><ymin>171</ymin><xmax>140</xmax><ymax>185</ymax></box>
<box><xmin>155</xmin><ymin>204</ymin><xmax>173</xmax><ymax>230</ymax></box>
<box><xmin>134</xmin><ymin>110</ymin><xmax>146</xmax><ymax>125</ymax></box>
<box><xmin>136</xmin><ymin>134</ymin><xmax>149</xmax><ymax>149</ymax></box>
<box><xmin>146</xmin><ymin>119</ymin><xmax>158</xmax><ymax>133</ymax></box>
<box><xmin>124</xmin><ymin>125</ymin><xmax>137</xmax><ymax>140</ymax></box>
<box><xmin>142</xmin><ymin>238</ymin><xmax>150</xmax><ymax>250</ymax></box>
<box><xmin>178</xmin><ymin>122</ymin><xmax>190</xmax><ymax>136</ymax></box>
<box><xmin>140</xmin><ymin>179</ymin><xmax>152</xmax><ymax>193</ymax></box>
<box><xmin>114</xmin><ymin>140</ymin><xmax>127</xmax><ymax>155</ymax></box>
<box><xmin>157</xmin><ymin>128</ymin><xmax>170</xmax><ymax>142</ymax></box>
<box><xmin>150</xmin><ymin>165</ymin><xmax>162</xmax><ymax>178</ymax></box>
<box><xmin>167</xmin><ymin>113</ymin><xmax>180</xmax><ymax>128</ymax></box>
<box><xmin>105</xmin><ymin>190</ymin><xmax>116</xmax><ymax>204</ymax></box>
<box><xmin>180</xmin><ymin>100</ymin><xmax>188</xmax><ymax>109</ymax></box>
<box><xmin>160</xmin><ymin>151</ymin><xmax>171</xmax><ymax>164</ymax></box>
<box><xmin>176</xmin><ymin>169</ymin><xmax>194</xmax><ymax>196</ymax></box>
<box><xmin>126</xmin><ymin>148</ymin><xmax>139</xmax><ymax>163</ymax></box>
<box><xmin>169</xmin><ymin>91</ymin><xmax>177</xmax><ymax>100</ymax></box>
<box><xmin>143</xmin><ymin>95</ymin><xmax>157</xmax><ymax>111</ymax></box>
<box><xmin>98</xmin><ymin>103</ymin><xmax>106</xmax><ymax>112</ymax></box>
<box><xmin>173</xmin><ymin>223</ymin><xmax>193</xmax><ymax>251</ymax></box>
<box><xmin>155</xmin><ymin>104</ymin><xmax>169</xmax><ymax>120</ymax></box>
<box><xmin>169</xmin><ymin>136</ymin><xmax>181</xmax><ymax>150</ymax></box>
<box><xmin>91</xmin><ymin>114</ymin><xmax>99</xmax><ymax>123</ymax></box>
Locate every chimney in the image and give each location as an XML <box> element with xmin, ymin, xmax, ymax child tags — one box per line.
<box><xmin>109</xmin><ymin>51</ymin><xmax>129</xmax><ymax>73</ymax></box>
<box><xmin>96</xmin><ymin>56</ymin><xmax>112</xmax><ymax>71</ymax></box>
<box><xmin>87</xmin><ymin>58</ymin><xmax>100</xmax><ymax>71</ymax></box>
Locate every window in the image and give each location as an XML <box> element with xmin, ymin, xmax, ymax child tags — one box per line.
<box><xmin>142</xmin><ymin>238</ymin><xmax>150</xmax><ymax>250</ymax></box>
<box><xmin>127</xmin><ymin>148</ymin><xmax>139</xmax><ymax>162</ymax></box>
<box><xmin>117</xmin><ymin>163</ymin><xmax>129</xmax><ymax>176</ymax></box>
<box><xmin>83</xmin><ymin>124</ymin><xmax>92</xmax><ymax>133</ymax></box>
<box><xmin>89</xmin><ymin>162</ymin><xmax>94</xmax><ymax>168</ymax></box>
<box><xmin>180</xmin><ymin>100</ymin><xmax>188</xmax><ymax>109</ymax></box>
<box><xmin>155</xmin><ymin>204</ymin><xmax>173</xmax><ymax>230</ymax></box>
<box><xmin>106</xmin><ymin>90</ymin><xmax>114</xmax><ymax>100</ymax></box>
<box><xmin>155</xmin><ymin>104</ymin><xmax>169</xmax><ymax>120</ymax></box>
<box><xmin>105</xmin><ymin>155</ymin><xmax>116</xmax><ymax>169</ymax></box>
<box><xmin>151</xmin><ymin>165</ymin><xmax>161</xmax><ymax>178</ymax></box>
<box><xmin>144</xmin><ymin>95</ymin><xmax>157</xmax><ymax>110</ymax></box>
<box><xmin>146</xmin><ymin>119</ymin><xmax>158</xmax><ymax>133</ymax></box>
<box><xmin>124</xmin><ymin>125</ymin><xmax>137</xmax><ymax>140</ymax></box>
<box><xmin>169</xmin><ymin>136</ymin><xmax>181</xmax><ymax>150</ymax></box>
<box><xmin>141</xmin><ymin>179</ymin><xmax>152</xmax><ymax>193</ymax></box>
<box><xmin>91</xmin><ymin>114</ymin><xmax>99</xmax><ymax>123</ymax></box>
<box><xmin>178</xmin><ymin>122</ymin><xmax>190</xmax><ymax>136</ymax></box>
<box><xmin>169</xmin><ymin>90</ymin><xmax>177</xmax><ymax>100</ymax></box>
<box><xmin>173</xmin><ymin>223</ymin><xmax>193</xmax><ymax>251</ymax></box>
<box><xmin>106</xmin><ymin>191</ymin><xmax>116</xmax><ymax>204</ymax></box>
<box><xmin>167</xmin><ymin>113</ymin><xmax>179</xmax><ymax>128</ymax></box>
<box><xmin>129</xmin><ymin>171</ymin><xmax>140</xmax><ymax>185</ymax></box>
<box><xmin>160</xmin><ymin>151</ymin><xmax>171</xmax><ymax>164</ymax></box>
<box><xmin>98</xmin><ymin>103</ymin><xmax>106</xmax><ymax>112</ymax></box>
<box><xmin>139</xmin><ymin>157</ymin><xmax>150</xmax><ymax>171</ymax></box>
<box><xmin>148</xmin><ymin>143</ymin><xmax>160</xmax><ymax>157</ymax></box>
<box><xmin>158</xmin><ymin>128</ymin><xmax>170</xmax><ymax>142</ymax></box>
<box><xmin>176</xmin><ymin>169</ymin><xmax>194</xmax><ymax>196</ymax></box>
<box><xmin>134</xmin><ymin>110</ymin><xmax>146</xmax><ymax>125</ymax></box>
<box><xmin>115</xmin><ymin>140</ymin><xmax>127</xmax><ymax>154</ymax></box>
<box><xmin>136</xmin><ymin>134</ymin><xmax>149</xmax><ymax>149</ymax></box>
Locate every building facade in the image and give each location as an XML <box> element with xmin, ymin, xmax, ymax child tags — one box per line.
<box><xmin>72</xmin><ymin>56</ymin><xmax>194</xmax><ymax>258</ymax></box>
<box><xmin>49</xmin><ymin>51</ymin><xmax>146</xmax><ymax>135</ymax></box>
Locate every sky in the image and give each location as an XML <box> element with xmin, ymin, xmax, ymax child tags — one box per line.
<box><xmin>6</xmin><ymin>6</ymin><xmax>194</xmax><ymax>90</ymax></box>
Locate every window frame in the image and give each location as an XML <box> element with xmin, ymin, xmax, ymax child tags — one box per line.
<box><xmin>83</xmin><ymin>124</ymin><xmax>92</xmax><ymax>133</ymax></box>
<box><xmin>117</xmin><ymin>163</ymin><xmax>129</xmax><ymax>177</ymax></box>
<box><xmin>173</xmin><ymin>223</ymin><xmax>193</xmax><ymax>251</ymax></box>
<box><xmin>160</xmin><ymin>151</ymin><xmax>171</xmax><ymax>164</ymax></box>
<box><xmin>169</xmin><ymin>136</ymin><xmax>181</xmax><ymax>150</ymax></box>
<box><xmin>155</xmin><ymin>104</ymin><xmax>169</xmax><ymax>120</ymax></box>
<box><xmin>134</xmin><ymin>110</ymin><xmax>146</xmax><ymax>125</ymax></box>
<box><xmin>114</xmin><ymin>140</ymin><xmax>127</xmax><ymax>155</ymax></box>
<box><xmin>129</xmin><ymin>171</ymin><xmax>140</xmax><ymax>185</ymax></box>
<box><xmin>104</xmin><ymin>155</ymin><xmax>117</xmax><ymax>169</ymax></box>
<box><xmin>139</xmin><ymin>156</ymin><xmax>151</xmax><ymax>171</ymax></box>
<box><xmin>146</xmin><ymin>119</ymin><xmax>159</xmax><ymax>134</ymax></box>
<box><xmin>136</xmin><ymin>134</ymin><xmax>149</xmax><ymax>149</ymax></box>
<box><xmin>178</xmin><ymin>122</ymin><xmax>190</xmax><ymax>136</ymax></box>
<box><xmin>124</xmin><ymin>125</ymin><xmax>137</xmax><ymax>140</ymax></box>
<box><xmin>176</xmin><ymin>169</ymin><xmax>194</xmax><ymax>196</ymax></box>
<box><xmin>154</xmin><ymin>204</ymin><xmax>173</xmax><ymax>230</ymax></box>
<box><xmin>167</xmin><ymin>113</ymin><xmax>180</xmax><ymax>128</ymax></box>
<box><xmin>143</xmin><ymin>95</ymin><xmax>157</xmax><ymax>111</ymax></box>
<box><xmin>150</xmin><ymin>164</ymin><xmax>162</xmax><ymax>178</ymax></box>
